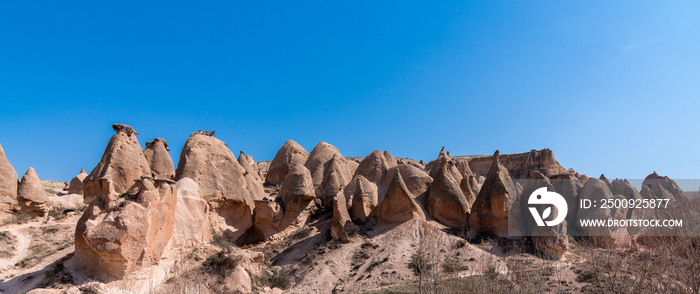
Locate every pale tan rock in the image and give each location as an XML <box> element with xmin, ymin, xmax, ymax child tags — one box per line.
<box><xmin>466</xmin><ymin>148</ymin><xmax>567</xmax><ymax>179</ymax></box>
<box><xmin>469</xmin><ymin>151</ymin><xmax>515</xmax><ymax>237</ymax></box>
<box><xmin>175</xmin><ymin>132</ymin><xmax>263</xmax><ymax>241</ymax></box>
<box><xmin>356</xmin><ymin>150</ymin><xmax>389</xmax><ymax>184</ymax></box>
<box><xmin>170</xmin><ymin>178</ymin><xmax>212</xmax><ymax>248</ymax></box>
<box><xmin>239</xmin><ymin>151</ymin><xmax>262</xmax><ymax>182</ymax></box>
<box><xmin>47</xmin><ymin>193</ymin><xmax>84</xmax><ymax>212</ymax></box>
<box><xmin>83</xmin><ymin>124</ymin><xmax>152</xmax><ymax>203</ymax></box>
<box><xmin>531</xmin><ymin>222</ymin><xmax>569</xmax><ymax>260</ymax></box>
<box><xmin>305</xmin><ymin>142</ymin><xmax>355</xmax><ymax>205</ymax></box>
<box><xmin>229</xmin><ymin>265</ymin><xmax>252</xmax><ymax>294</ymax></box>
<box><xmin>425</xmin><ymin>147</ymin><xmax>463</xmax><ymax>184</ymax></box>
<box><xmin>266</xmin><ymin>140</ymin><xmax>309</xmax><ymax>185</ymax></box>
<box><xmin>331</xmin><ymin>192</ymin><xmax>356</xmax><ymax>241</ymax></box>
<box><xmin>278</xmin><ymin>164</ymin><xmax>315</xmax><ymax>229</ymax></box>
<box><xmin>0</xmin><ymin>142</ymin><xmax>18</xmax><ymax>210</ymax></box>
<box><xmin>143</xmin><ymin>138</ymin><xmax>176</xmax><ymax>179</ymax></box>
<box><xmin>428</xmin><ymin>158</ymin><xmax>469</xmax><ymax>228</ymax></box>
<box><xmin>550</xmin><ymin>173</ymin><xmax>584</xmax><ymax>225</ymax></box>
<box><xmin>68</xmin><ymin>169</ymin><xmax>88</xmax><ymax>195</ymax></box>
<box><xmin>17</xmin><ymin>167</ymin><xmax>50</xmax><ymax>217</ymax></box>
<box><xmin>371</xmin><ymin>169</ymin><xmax>425</xmax><ymax>223</ymax></box>
<box><xmin>576</xmin><ymin>178</ymin><xmax>629</xmax><ymax>247</ymax></box>
<box><xmin>459</xmin><ymin>176</ymin><xmax>479</xmax><ymax>207</ymax></box>
<box><xmin>75</xmin><ymin>176</ymin><xmax>177</xmax><ymax>279</ymax></box>
<box><xmin>350</xmin><ymin>175</ymin><xmax>378</xmax><ymax>222</ymax></box>
<box><xmin>383</xmin><ymin>150</ymin><xmax>397</xmax><ymax>168</ymax></box>
<box><xmin>641</xmin><ymin>171</ymin><xmax>687</xmax><ymax>202</ymax></box>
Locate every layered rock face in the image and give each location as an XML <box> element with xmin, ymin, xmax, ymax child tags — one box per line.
<box><xmin>465</xmin><ymin>148</ymin><xmax>567</xmax><ymax>179</ymax></box>
<box><xmin>75</xmin><ymin>176</ymin><xmax>177</xmax><ymax>279</ymax></box>
<box><xmin>350</xmin><ymin>175</ymin><xmax>378</xmax><ymax>222</ymax></box>
<box><xmin>143</xmin><ymin>138</ymin><xmax>176</xmax><ymax>180</ymax></box>
<box><xmin>17</xmin><ymin>167</ymin><xmax>50</xmax><ymax>217</ymax></box>
<box><xmin>469</xmin><ymin>151</ymin><xmax>516</xmax><ymax>237</ymax></box>
<box><xmin>265</xmin><ymin>140</ymin><xmax>309</xmax><ymax>186</ymax></box>
<box><xmin>68</xmin><ymin>169</ymin><xmax>88</xmax><ymax>195</ymax></box>
<box><xmin>0</xmin><ymin>142</ymin><xmax>18</xmax><ymax>209</ymax></box>
<box><xmin>83</xmin><ymin>124</ymin><xmax>152</xmax><ymax>203</ymax></box>
<box><xmin>305</xmin><ymin>142</ymin><xmax>357</xmax><ymax>206</ymax></box>
<box><xmin>175</xmin><ymin>132</ymin><xmax>264</xmax><ymax>241</ymax></box>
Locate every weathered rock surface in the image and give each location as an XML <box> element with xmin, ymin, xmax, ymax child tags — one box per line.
<box><xmin>239</xmin><ymin>151</ymin><xmax>262</xmax><ymax>182</ymax></box>
<box><xmin>425</xmin><ymin>147</ymin><xmax>463</xmax><ymax>184</ymax></box>
<box><xmin>383</xmin><ymin>150</ymin><xmax>397</xmax><ymax>168</ymax></box>
<box><xmin>459</xmin><ymin>176</ymin><xmax>479</xmax><ymax>207</ymax></box>
<box><xmin>371</xmin><ymin>169</ymin><xmax>425</xmax><ymax>223</ymax></box>
<box><xmin>427</xmin><ymin>158</ymin><xmax>469</xmax><ymax>228</ymax></box>
<box><xmin>47</xmin><ymin>194</ymin><xmax>84</xmax><ymax>213</ymax></box>
<box><xmin>641</xmin><ymin>172</ymin><xmax>687</xmax><ymax>202</ymax></box>
<box><xmin>143</xmin><ymin>138</ymin><xmax>175</xmax><ymax>180</ymax></box>
<box><xmin>305</xmin><ymin>142</ymin><xmax>356</xmax><ymax>206</ymax></box>
<box><xmin>265</xmin><ymin>140</ymin><xmax>309</xmax><ymax>186</ymax></box>
<box><xmin>550</xmin><ymin>173</ymin><xmax>584</xmax><ymax>226</ymax></box>
<box><xmin>17</xmin><ymin>167</ymin><xmax>50</xmax><ymax>217</ymax></box>
<box><xmin>83</xmin><ymin>124</ymin><xmax>152</xmax><ymax>203</ymax></box>
<box><xmin>531</xmin><ymin>222</ymin><xmax>569</xmax><ymax>260</ymax></box>
<box><xmin>350</xmin><ymin>175</ymin><xmax>378</xmax><ymax>222</ymax></box>
<box><xmin>245</xmin><ymin>165</ymin><xmax>315</xmax><ymax>243</ymax></box>
<box><xmin>0</xmin><ymin>142</ymin><xmax>18</xmax><ymax>210</ymax></box>
<box><xmin>175</xmin><ymin>132</ymin><xmax>264</xmax><ymax>241</ymax></box>
<box><xmin>331</xmin><ymin>192</ymin><xmax>356</xmax><ymax>241</ymax></box>
<box><xmin>170</xmin><ymin>178</ymin><xmax>212</xmax><ymax>248</ymax></box>
<box><xmin>576</xmin><ymin>178</ymin><xmax>629</xmax><ymax>247</ymax></box>
<box><xmin>465</xmin><ymin>148</ymin><xmax>567</xmax><ymax>179</ymax></box>
<box><xmin>75</xmin><ymin>176</ymin><xmax>177</xmax><ymax>279</ymax></box>
<box><xmin>68</xmin><ymin>169</ymin><xmax>88</xmax><ymax>195</ymax></box>
<box><xmin>469</xmin><ymin>151</ymin><xmax>516</xmax><ymax>237</ymax></box>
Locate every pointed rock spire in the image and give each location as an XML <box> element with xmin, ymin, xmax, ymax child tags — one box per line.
<box><xmin>383</xmin><ymin>150</ymin><xmax>397</xmax><ymax>168</ymax></box>
<box><xmin>0</xmin><ymin>142</ymin><xmax>18</xmax><ymax>208</ymax></box>
<box><xmin>68</xmin><ymin>168</ymin><xmax>89</xmax><ymax>195</ymax></box>
<box><xmin>469</xmin><ymin>150</ymin><xmax>514</xmax><ymax>237</ymax></box>
<box><xmin>371</xmin><ymin>169</ymin><xmax>425</xmax><ymax>223</ymax></box>
<box><xmin>428</xmin><ymin>158</ymin><xmax>470</xmax><ymax>228</ymax></box>
<box><xmin>83</xmin><ymin>124</ymin><xmax>151</xmax><ymax>203</ymax></box>
<box><xmin>17</xmin><ymin>167</ymin><xmax>50</xmax><ymax>217</ymax></box>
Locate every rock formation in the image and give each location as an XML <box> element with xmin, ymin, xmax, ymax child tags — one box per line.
<box><xmin>427</xmin><ymin>158</ymin><xmax>470</xmax><ymax>228</ymax></box>
<box><xmin>531</xmin><ymin>222</ymin><xmax>569</xmax><ymax>260</ymax></box>
<box><xmin>239</xmin><ymin>151</ymin><xmax>262</xmax><ymax>182</ymax></box>
<box><xmin>170</xmin><ymin>178</ymin><xmax>213</xmax><ymax>248</ymax></box>
<box><xmin>0</xmin><ymin>142</ymin><xmax>18</xmax><ymax>210</ymax></box>
<box><xmin>469</xmin><ymin>151</ymin><xmax>516</xmax><ymax>237</ymax></box>
<box><xmin>549</xmin><ymin>173</ymin><xmax>584</xmax><ymax>226</ymax></box>
<box><xmin>370</xmin><ymin>169</ymin><xmax>425</xmax><ymax>223</ymax></box>
<box><xmin>305</xmin><ymin>142</ymin><xmax>357</xmax><ymax>206</ymax></box>
<box><xmin>75</xmin><ymin>176</ymin><xmax>177</xmax><ymax>279</ymax></box>
<box><xmin>383</xmin><ymin>150</ymin><xmax>397</xmax><ymax>168</ymax></box>
<box><xmin>350</xmin><ymin>175</ymin><xmax>378</xmax><ymax>222</ymax></box>
<box><xmin>17</xmin><ymin>167</ymin><xmax>50</xmax><ymax>217</ymax></box>
<box><xmin>576</xmin><ymin>178</ymin><xmax>629</xmax><ymax>247</ymax></box>
<box><xmin>83</xmin><ymin>124</ymin><xmax>152</xmax><ymax>203</ymax></box>
<box><xmin>331</xmin><ymin>192</ymin><xmax>355</xmax><ymax>241</ymax></box>
<box><xmin>459</xmin><ymin>176</ymin><xmax>479</xmax><ymax>207</ymax></box>
<box><xmin>143</xmin><ymin>138</ymin><xmax>176</xmax><ymax>180</ymax></box>
<box><xmin>245</xmin><ymin>165</ymin><xmax>315</xmax><ymax>243</ymax></box>
<box><xmin>466</xmin><ymin>149</ymin><xmax>567</xmax><ymax>179</ymax></box>
<box><xmin>265</xmin><ymin>140</ymin><xmax>309</xmax><ymax>186</ymax></box>
<box><xmin>68</xmin><ymin>169</ymin><xmax>88</xmax><ymax>195</ymax></box>
<box><xmin>175</xmin><ymin>132</ymin><xmax>264</xmax><ymax>241</ymax></box>
<box><xmin>425</xmin><ymin>147</ymin><xmax>463</xmax><ymax>184</ymax></box>
<box><xmin>640</xmin><ymin>171</ymin><xmax>687</xmax><ymax>202</ymax></box>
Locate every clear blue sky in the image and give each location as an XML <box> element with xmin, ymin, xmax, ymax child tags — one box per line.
<box><xmin>1</xmin><ymin>1</ymin><xmax>699</xmax><ymax>184</ymax></box>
